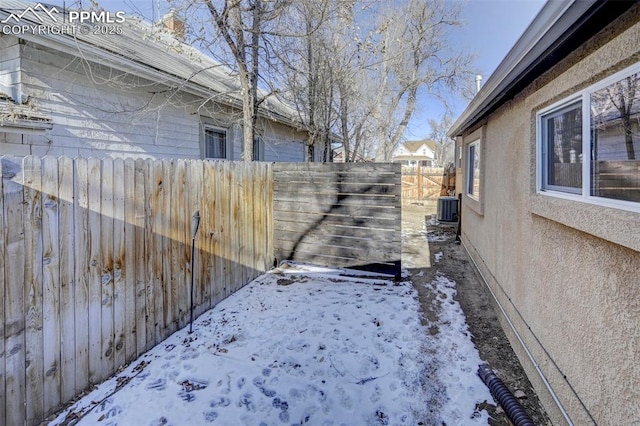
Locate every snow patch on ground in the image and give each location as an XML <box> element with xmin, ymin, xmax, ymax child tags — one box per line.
<box><xmin>434</xmin><ymin>251</ymin><xmax>444</xmax><ymax>263</ymax></box>
<box><xmin>48</xmin><ymin>265</ymin><xmax>492</xmax><ymax>426</ymax></box>
<box><xmin>422</xmin><ymin>275</ymin><xmax>494</xmax><ymax>424</ymax></box>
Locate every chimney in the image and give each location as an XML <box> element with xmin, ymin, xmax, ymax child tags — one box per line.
<box><xmin>162</xmin><ymin>8</ymin><xmax>185</xmax><ymax>41</ymax></box>
<box><xmin>475</xmin><ymin>74</ymin><xmax>483</xmax><ymax>93</ymax></box>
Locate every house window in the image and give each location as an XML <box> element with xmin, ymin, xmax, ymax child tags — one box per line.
<box><xmin>204</xmin><ymin>127</ymin><xmax>227</xmax><ymax>159</ymax></box>
<box><xmin>253</xmin><ymin>137</ymin><xmax>263</xmax><ymax>161</ymax></box>
<box><xmin>540</xmin><ymin>101</ymin><xmax>583</xmax><ymax>194</ymax></box>
<box><xmin>306</xmin><ymin>144</ymin><xmax>315</xmax><ymax>162</ymax></box>
<box><xmin>537</xmin><ymin>63</ymin><xmax>640</xmax><ymax>209</ymax></box>
<box><xmin>466</xmin><ymin>140</ymin><xmax>481</xmax><ymax>199</ymax></box>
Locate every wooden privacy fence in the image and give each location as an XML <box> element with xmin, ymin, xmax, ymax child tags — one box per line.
<box><xmin>401</xmin><ymin>165</ymin><xmax>445</xmax><ymax>202</ymax></box>
<box><xmin>0</xmin><ymin>155</ymin><xmax>272</xmax><ymax>426</ymax></box>
<box><xmin>273</xmin><ymin>163</ymin><xmax>401</xmax><ymax>275</ymax></box>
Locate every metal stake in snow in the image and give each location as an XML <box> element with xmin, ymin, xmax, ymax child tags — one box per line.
<box><xmin>189</xmin><ymin>211</ymin><xmax>201</xmax><ymax>334</ymax></box>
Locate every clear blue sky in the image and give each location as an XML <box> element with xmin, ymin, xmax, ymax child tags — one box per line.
<box><xmin>64</xmin><ymin>0</ymin><xmax>546</xmax><ymax>140</ymax></box>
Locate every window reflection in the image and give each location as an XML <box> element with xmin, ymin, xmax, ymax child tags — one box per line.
<box><xmin>591</xmin><ymin>73</ymin><xmax>640</xmax><ymax>202</ymax></box>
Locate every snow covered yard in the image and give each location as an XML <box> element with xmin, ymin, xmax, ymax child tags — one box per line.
<box><xmin>50</xmin><ymin>263</ymin><xmax>493</xmax><ymax>426</ymax></box>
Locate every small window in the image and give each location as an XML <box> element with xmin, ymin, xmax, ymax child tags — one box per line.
<box><xmin>253</xmin><ymin>137</ymin><xmax>263</xmax><ymax>161</ymax></box>
<box><xmin>306</xmin><ymin>144</ymin><xmax>315</xmax><ymax>162</ymax></box>
<box><xmin>466</xmin><ymin>140</ymin><xmax>481</xmax><ymax>199</ymax></box>
<box><xmin>540</xmin><ymin>101</ymin><xmax>583</xmax><ymax>194</ymax></box>
<box><xmin>204</xmin><ymin>127</ymin><xmax>227</xmax><ymax>159</ymax></box>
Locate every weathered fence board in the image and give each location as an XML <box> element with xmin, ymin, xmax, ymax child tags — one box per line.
<box><xmin>58</xmin><ymin>156</ymin><xmax>75</xmax><ymax>402</ymax></box>
<box><xmin>100</xmin><ymin>158</ymin><xmax>114</xmax><ymax>383</ymax></box>
<box><xmin>0</xmin><ymin>159</ymin><xmax>6</xmax><ymax>426</ymax></box>
<box><xmin>3</xmin><ymin>156</ymin><xmax>26</xmax><ymax>426</ymax></box>
<box><xmin>123</xmin><ymin>158</ymin><xmax>137</xmax><ymax>364</ymax></box>
<box><xmin>73</xmin><ymin>157</ymin><xmax>89</xmax><ymax>396</ymax></box>
<box><xmin>0</xmin><ymin>156</ymin><xmax>274</xmax><ymax>426</ymax></box>
<box><xmin>273</xmin><ymin>163</ymin><xmax>401</xmax><ymax>275</ymax></box>
<box><xmin>87</xmin><ymin>157</ymin><xmax>102</xmax><ymax>385</ymax></box>
<box><xmin>24</xmin><ymin>155</ymin><xmax>44</xmax><ymax>426</ymax></box>
<box><xmin>113</xmin><ymin>159</ymin><xmax>126</xmax><ymax>369</ymax></box>
<box><xmin>42</xmin><ymin>156</ymin><xmax>61</xmax><ymax>414</ymax></box>
<box><xmin>133</xmin><ymin>159</ymin><xmax>147</xmax><ymax>356</ymax></box>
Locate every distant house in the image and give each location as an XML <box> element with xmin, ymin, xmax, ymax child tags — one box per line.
<box><xmin>0</xmin><ymin>1</ymin><xmax>324</xmax><ymax>161</ymax></box>
<box><xmin>449</xmin><ymin>1</ymin><xmax>639</xmax><ymax>425</ymax></box>
<box><xmin>392</xmin><ymin>139</ymin><xmax>436</xmax><ymax>166</ymax></box>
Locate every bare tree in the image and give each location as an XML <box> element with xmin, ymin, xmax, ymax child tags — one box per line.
<box><xmin>428</xmin><ymin>115</ymin><xmax>455</xmax><ymax>166</ymax></box>
<box><xmin>166</xmin><ymin>0</ymin><xmax>472</xmax><ymax>163</ymax></box>
<box><xmin>369</xmin><ymin>0</ymin><xmax>472</xmax><ymax>161</ymax></box>
<box><xmin>172</xmin><ymin>0</ymin><xmax>292</xmax><ymax>161</ymax></box>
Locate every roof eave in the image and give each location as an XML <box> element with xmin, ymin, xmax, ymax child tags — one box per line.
<box><xmin>447</xmin><ymin>0</ymin><xmax>626</xmax><ymax>138</ymax></box>
<box><xmin>4</xmin><ymin>18</ymin><xmax>305</xmax><ymax>131</ymax></box>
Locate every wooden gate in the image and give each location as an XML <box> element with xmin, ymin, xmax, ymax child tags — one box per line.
<box><xmin>273</xmin><ymin>163</ymin><xmax>401</xmax><ymax>276</ymax></box>
<box><xmin>401</xmin><ymin>165</ymin><xmax>445</xmax><ymax>202</ymax></box>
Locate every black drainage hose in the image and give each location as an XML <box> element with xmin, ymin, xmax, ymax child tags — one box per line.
<box><xmin>478</xmin><ymin>364</ymin><xmax>535</xmax><ymax>426</ymax></box>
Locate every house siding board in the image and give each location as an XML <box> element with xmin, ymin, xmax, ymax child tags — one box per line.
<box><xmin>0</xmin><ymin>35</ymin><xmax>22</xmax><ymax>102</ymax></box>
<box><xmin>264</xmin><ymin>140</ymin><xmax>304</xmax><ymax>162</ymax></box>
<box><xmin>458</xmin><ymin>9</ymin><xmax>640</xmax><ymax>425</ymax></box>
<box><xmin>13</xmin><ymin>43</ymin><xmax>202</xmax><ymax>159</ymax></box>
<box><xmin>2</xmin><ymin>17</ymin><xmax>310</xmax><ymax>163</ymax></box>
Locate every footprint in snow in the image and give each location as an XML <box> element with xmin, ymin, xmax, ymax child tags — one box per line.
<box><xmin>203</xmin><ymin>411</ymin><xmax>218</xmax><ymax>422</ymax></box>
<box><xmin>238</xmin><ymin>393</ymin><xmax>255</xmax><ymax>412</ymax></box>
<box><xmin>94</xmin><ymin>397</ymin><xmax>114</xmax><ymax>412</ymax></box>
<box><xmin>209</xmin><ymin>396</ymin><xmax>231</xmax><ymax>408</ymax></box>
<box><xmin>252</xmin><ymin>376</ymin><xmax>276</xmax><ymax>397</ymax></box>
<box><xmin>180</xmin><ymin>349</ymin><xmax>199</xmax><ymax>360</ymax></box>
<box><xmin>98</xmin><ymin>405</ymin><xmax>122</xmax><ymax>420</ymax></box>
<box><xmin>146</xmin><ymin>378</ymin><xmax>166</xmax><ymax>391</ymax></box>
<box><xmin>178</xmin><ymin>378</ymin><xmax>208</xmax><ymax>401</ymax></box>
<box><xmin>178</xmin><ymin>390</ymin><xmax>196</xmax><ymax>402</ymax></box>
<box><xmin>149</xmin><ymin>416</ymin><xmax>171</xmax><ymax>426</ymax></box>
<box><xmin>272</xmin><ymin>397</ymin><xmax>289</xmax><ymax>410</ymax></box>
<box><xmin>279</xmin><ymin>410</ymin><xmax>290</xmax><ymax>422</ymax></box>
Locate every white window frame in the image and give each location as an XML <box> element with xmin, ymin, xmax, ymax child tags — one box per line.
<box><xmin>203</xmin><ymin>126</ymin><xmax>228</xmax><ymax>160</ymax></box>
<box><xmin>536</xmin><ymin>62</ymin><xmax>640</xmax><ymax>213</ymax></box>
<box><xmin>466</xmin><ymin>139</ymin><xmax>481</xmax><ymax>200</ymax></box>
<box><xmin>539</xmin><ymin>99</ymin><xmax>583</xmax><ymax>195</ymax></box>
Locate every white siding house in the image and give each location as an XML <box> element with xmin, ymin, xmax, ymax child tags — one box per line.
<box><xmin>392</xmin><ymin>139</ymin><xmax>436</xmax><ymax>166</ymax></box>
<box><xmin>0</xmin><ymin>1</ymin><xmax>320</xmax><ymax>161</ymax></box>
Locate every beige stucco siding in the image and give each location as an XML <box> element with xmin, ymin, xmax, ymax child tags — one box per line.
<box><xmin>459</xmin><ymin>7</ymin><xmax>640</xmax><ymax>425</ymax></box>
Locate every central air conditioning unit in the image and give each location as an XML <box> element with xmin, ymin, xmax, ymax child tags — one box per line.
<box><xmin>437</xmin><ymin>196</ymin><xmax>458</xmax><ymax>222</ymax></box>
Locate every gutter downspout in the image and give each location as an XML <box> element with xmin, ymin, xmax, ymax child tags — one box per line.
<box><xmin>461</xmin><ymin>241</ymin><xmax>574</xmax><ymax>426</ymax></box>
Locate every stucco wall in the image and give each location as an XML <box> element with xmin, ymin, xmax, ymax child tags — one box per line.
<box><xmin>459</xmin><ymin>7</ymin><xmax>640</xmax><ymax>425</ymax></box>
<box><xmin>0</xmin><ymin>37</ymin><xmax>312</xmax><ymax>161</ymax></box>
